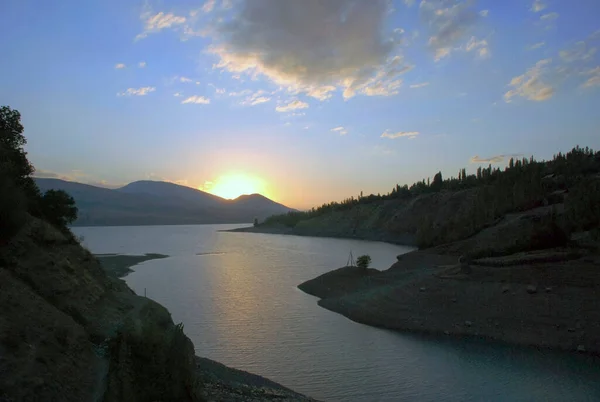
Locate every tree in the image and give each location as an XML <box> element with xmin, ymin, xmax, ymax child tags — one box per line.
<box><xmin>431</xmin><ymin>171</ymin><xmax>443</xmax><ymax>191</ymax></box>
<box><xmin>41</xmin><ymin>190</ymin><xmax>78</xmax><ymax>229</ymax></box>
<box><xmin>0</xmin><ymin>106</ymin><xmax>39</xmax><ymax>202</ymax></box>
<box><xmin>356</xmin><ymin>255</ymin><xmax>371</xmax><ymax>270</ymax></box>
<box><xmin>253</xmin><ymin>217</ymin><xmax>259</xmax><ymax>227</ymax></box>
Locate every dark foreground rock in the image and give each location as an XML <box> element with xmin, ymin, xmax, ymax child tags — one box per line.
<box><xmin>299</xmin><ymin>249</ymin><xmax>600</xmax><ymax>355</ymax></box>
<box><xmin>0</xmin><ymin>218</ymin><xmax>314</xmax><ymax>402</ymax></box>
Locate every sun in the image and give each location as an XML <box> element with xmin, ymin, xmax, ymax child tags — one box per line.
<box><xmin>205</xmin><ymin>173</ymin><xmax>268</xmax><ymax>200</ymax></box>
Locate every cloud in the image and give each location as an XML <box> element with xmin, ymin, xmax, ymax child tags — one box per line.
<box><xmin>540</xmin><ymin>12</ymin><xmax>559</xmax><ymax>21</ymax></box>
<box><xmin>404</xmin><ymin>0</ymin><xmax>416</xmax><ymax>6</ymax></box>
<box><xmin>331</xmin><ymin>126</ymin><xmax>348</xmax><ymax>135</ymax></box>
<box><xmin>470</xmin><ymin>154</ymin><xmax>521</xmax><ymax>164</ymax></box>
<box><xmin>115</xmin><ymin>63</ymin><xmax>126</xmax><ymax>69</ymax></box>
<box><xmin>582</xmin><ymin>66</ymin><xmax>600</xmax><ymax>88</ymax></box>
<box><xmin>465</xmin><ymin>36</ymin><xmax>490</xmax><ymax>58</ymax></box>
<box><xmin>202</xmin><ymin>0</ymin><xmax>216</xmax><ymax>13</ymax></box>
<box><xmin>33</xmin><ymin>170</ymin><xmax>122</xmax><ymax>188</ymax></box>
<box><xmin>380</xmin><ymin>130</ymin><xmax>419</xmax><ymax>139</ymax></box>
<box><xmin>138</xmin><ymin>61</ymin><xmax>147</xmax><ymax>68</ymax></box>
<box><xmin>531</xmin><ymin>0</ymin><xmax>546</xmax><ymax>12</ymax></box>
<box><xmin>529</xmin><ymin>41</ymin><xmax>545</xmax><ymax>50</ymax></box>
<box><xmin>173</xmin><ymin>92</ymin><xmax>183</xmax><ymax>97</ymax></box>
<box><xmin>410</xmin><ymin>82</ymin><xmax>430</xmax><ymax>88</ymax></box>
<box><xmin>559</xmin><ymin>41</ymin><xmax>597</xmax><ymax>63</ymax></box>
<box><xmin>208</xmin><ymin>0</ymin><xmax>411</xmax><ymax>99</ymax></box>
<box><xmin>179</xmin><ymin>76</ymin><xmax>193</xmax><ymax>83</ymax></box>
<box><xmin>479</xmin><ymin>10</ymin><xmax>489</xmax><ymax>17</ymax></box>
<box><xmin>275</xmin><ymin>100</ymin><xmax>309</xmax><ymax>113</ymax></box>
<box><xmin>421</xmin><ymin>0</ymin><xmax>482</xmax><ymax>61</ymax></box>
<box><xmin>241</xmin><ymin>90</ymin><xmax>271</xmax><ymax>106</ymax></box>
<box><xmin>117</xmin><ymin>86</ymin><xmax>156</xmax><ymax>96</ymax></box>
<box><xmin>181</xmin><ymin>95</ymin><xmax>211</xmax><ymax>104</ymax></box>
<box><xmin>135</xmin><ymin>7</ymin><xmax>187</xmax><ymax>41</ymax></box>
<box><xmin>504</xmin><ymin>58</ymin><xmax>554</xmax><ymax>102</ymax></box>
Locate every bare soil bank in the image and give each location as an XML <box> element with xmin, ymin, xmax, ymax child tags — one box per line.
<box><xmin>299</xmin><ymin>249</ymin><xmax>600</xmax><ymax>355</ymax></box>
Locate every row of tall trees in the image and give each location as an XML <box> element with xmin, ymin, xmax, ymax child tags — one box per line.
<box><xmin>263</xmin><ymin>146</ymin><xmax>600</xmax><ymax>229</ymax></box>
<box><xmin>1</xmin><ymin>106</ymin><xmax>77</xmax><ymax>241</ymax></box>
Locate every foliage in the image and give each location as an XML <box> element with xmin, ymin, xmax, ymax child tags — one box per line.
<box><xmin>253</xmin><ymin>217</ymin><xmax>258</xmax><ymax>227</ymax></box>
<box><xmin>0</xmin><ymin>105</ymin><xmax>79</xmax><ymax>239</ymax></box>
<box><xmin>356</xmin><ymin>255</ymin><xmax>371</xmax><ymax>270</ymax></box>
<box><xmin>40</xmin><ymin>190</ymin><xmax>78</xmax><ymax>229</ymax></box>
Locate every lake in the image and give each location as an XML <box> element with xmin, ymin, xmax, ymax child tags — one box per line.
<box><xmin>74</xmin><ymin>224</ymin><xmax>600</xmax><ymax>402</ymax></box>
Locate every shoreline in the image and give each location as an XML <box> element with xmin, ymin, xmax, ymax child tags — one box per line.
<box><xmin>223</xmin><ymin>225</ymin><xmax>417</xmax><ymax>246</ymax></box>
<box><xmin>298</xmin><ymin>249</ymin><xmax>600</xmax><ymax>356</ymax></box>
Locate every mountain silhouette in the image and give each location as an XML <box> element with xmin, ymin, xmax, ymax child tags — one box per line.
<box><xmin>34</xmin><ymin>178</ymin><xmax>294</xmax><ymax>226</ymax></box>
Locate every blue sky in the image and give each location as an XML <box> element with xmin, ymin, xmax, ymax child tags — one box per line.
<box><xmin>1</xmin><ymin>0</ymin><xmax>599</xmax><ymax>208</ymax></box>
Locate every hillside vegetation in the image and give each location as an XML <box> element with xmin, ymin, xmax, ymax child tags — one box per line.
<box><xmin>258</xmin><ymin>146</ymin><xmax>600</xmax><ymax>250</ymax></box>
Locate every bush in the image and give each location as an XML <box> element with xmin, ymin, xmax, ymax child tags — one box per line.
<box><xmin>40</xmin><ymin>190</ymin><xmax>78</xmax><ymax>230</ymax></box>
<box><xmin>356</xmin><ymin>255</ymin><xmax>371</xmax><ymax>270</ymax></box>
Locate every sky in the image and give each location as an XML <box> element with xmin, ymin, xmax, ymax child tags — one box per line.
<box><xmin>1</xmin><ymin>0</ymin><xmax>600</xmax><ymax>209</ymax></box>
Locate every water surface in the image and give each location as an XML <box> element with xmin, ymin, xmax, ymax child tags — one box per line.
<box><xmin>75</xmin><ymin>224</ymin><xmax>600</xmax><ymax>402</ymax></box>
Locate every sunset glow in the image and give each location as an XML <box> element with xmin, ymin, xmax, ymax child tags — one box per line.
<box><xmin>204</xmin><ymin>174</ymin><xmax>268</xmax><ymax>200</ymax></box>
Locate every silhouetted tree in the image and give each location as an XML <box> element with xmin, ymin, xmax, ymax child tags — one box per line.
<box><xmin>253</xmin><ymin>217</ymin><xmax>259</xmax><ymax>227</ymax></box>
<box><xmin>356</xmin><ymin>255</ymin><xmax>371</xmax><ymax>270</ymax></box>
<box><xmin>41</xmin><ymin>190</ymin><xmax>78</xmax><ymax>229</ymax></box>
<box><xmin>431</xmin><ymin>171</ymin><xmax>443</xmax><ymax>191</ymax></box>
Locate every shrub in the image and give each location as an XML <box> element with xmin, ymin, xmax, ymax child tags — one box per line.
<box><xmin>356</xmin><ymin>254</ymin><xmax>371</xmax><ymax>270</ymax></box>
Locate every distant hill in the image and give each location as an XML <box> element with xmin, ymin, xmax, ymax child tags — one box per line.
<box><xmin>34</xmin><ymin>178</ymin><xmax>295</xmax><ymax>226</ymax></box>
<box><xmin>117</xmin><ymin>180</ymin><xmax>223</xmax><ymax>207</ymax></box>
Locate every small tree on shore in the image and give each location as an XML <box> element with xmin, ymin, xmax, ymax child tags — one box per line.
<box><xmin>253</xmin><ymin>217</ymin><xmax>259</xmax><ymax>227</ymax></box>
<box><xmin>356</xmin><ymin>255</ymin><xmax>371</xmax><ymax>270</ymax></box>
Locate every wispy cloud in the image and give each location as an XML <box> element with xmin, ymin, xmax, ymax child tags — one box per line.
<box><xmin>138</xmin><ymin>61</ymin><xmax>147</xmax><ymax>68</ymax></box>
<box><xmin>115</xmin><ymin>63</ymin><xmax>126</xmax><ymax>69</ymax></box>
<box><xmin>181</xmin><ymin>95</ymin><xmax>211</xmax><ymax>104</ymax></box>
<box><xmin>421</xmin><ymin>0</ymin><xmax>482</xmax><ymax>61</ymax></box>
<box><xmin>465</xmin><ymin>36</ymin><xmax>491</xmax><ymax>59</ymax></box>
<box><xmin>380</xmin><ymin>130</ymin><xmax>419</xmax><ymax>139</ymax></box>
<box><xmin>173</xmin><ymin>92</ymin><xmax>183</xmax><ymax>97</ymax></box>
<box><xmin>135</xmin><ymin>8</ymin><xmax>187</xmax><ymax>41</ymax></box>
<box><xmin>470</xmin><ymin>154</ymin><xmax>521</xmax><ymax>164</ymax></box>
<box><xmin>275</xmin><ymin>100</ymin><xmax>309</xmax><ymax>113</ymax></box>
<box><xmin>179</xmin><ymin>76</ymin><xmax>193</xmax><ymax>83</ymax></box>
<box><xmin>540</xmin><ymin>12</ymin><xmax>559</xmax><ymax>21</ymax></box>
<box><xmin>117</xmin><ymin>87</ymin><xmax>156</xmax><ymax>97</ymax></box>
<box><xmin>241</xmin><ymin>90</ymin><xmax>271</xmax><ymax>106</ymax></box>
<box><xmin>582</xmin><ymin>66</ymin><xmax>600</xmax><ymax>89</ymax></box>
<box><xmin>410</xmin><ymin>82</ymin><xmax>430</xmax><ymax>88</ymax></box>
<box><xmin>504</xmin><ymin>59</ymin><xmax>554</xmax><ymax>102</ymax></box>
<box><xmin>531</xmin><ymin>0</ymin><xmax>546</xmax><ymax>13</ymax></box>
<box><xmin>529</xmin><ymin>42</ymin><xmax>545</xmax><ymax>50</ymax></box>
<box><xmin>479</xmin><ymin>10</ymin><xmax>489</xmax><ymax>17</ymax></box>
<box><xmin>331</xmin><ymin>126</ymin><xmax>348</xmax><ymax>135</ymax></box>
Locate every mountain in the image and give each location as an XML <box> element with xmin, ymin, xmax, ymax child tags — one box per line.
<box><xmin>117</xmin><ymin>180</ymin><xmax>223</xmax><ymax>207</ymax></box>
<box><xmin>229</xmin><ymin>193</ymin><xmax>293</xmax><ymax>217</ymax></box>
<box><xmin>34</xmin><ymin>178</ymin><xmax>295</xmax><ymax>226</ymax></box>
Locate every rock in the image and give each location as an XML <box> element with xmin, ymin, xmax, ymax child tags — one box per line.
<box><xmin>567</xmin><ymin>327</ymin><xmax>576</xmax><ymax>333</ymax></box>
<box><xmin>545</xmin><ymin>287</ymin><xmax>553</xmax><ymax>293</ymax></box>
<box><xmin>444</xmin><ymin>331</ymin><xmax>450</xmax><ymax>335</ymax></box>
<box><xmin>502</xmin><ymin>285</ymin><xmax>510</xmax><ymax>293</ymax></box>
<box><xmin>526</xmin><ymin>285</ymin><xmax>538</xmax><ymax>294</ymax></box>
<box><xmin>451</xmin><ymin>298</ymin><xmax>457</xmax><ymax>303</ymax></box>
<box><xmin>465</xmin><ymin>320</ymin><xmax>473</xmax><ymax>327</ymax></box>
<box><xmin>577</xmin><ymin>345</ymin><xmax>586</xmax><ymax>353</ymax></box>
<box><xmin>419</xmin><ymin>287</ymin><xmax>427</xmax><ymax>292</ymax></box>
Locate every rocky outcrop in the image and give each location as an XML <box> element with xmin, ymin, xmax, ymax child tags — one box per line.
<box><xmin>0</xmin><ymin>218</ymin><xmax>197</xmax><ymax>401</ymax></box>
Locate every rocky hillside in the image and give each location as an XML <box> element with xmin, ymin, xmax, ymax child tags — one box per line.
<box><xmin>236</xmin><ymin>147</ymin><xmax>600</xmax><ymax>250</ymax></box>
<box><xmin>0</xmin><ymin>217</ymin><xmax>315</xmax><ymax>402</ymax></box>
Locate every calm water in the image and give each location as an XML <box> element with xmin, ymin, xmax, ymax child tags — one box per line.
<box><xmin>74</xmin><ymin>224</ymin><xmax>600</xmax><ymax>402</ymax></box>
